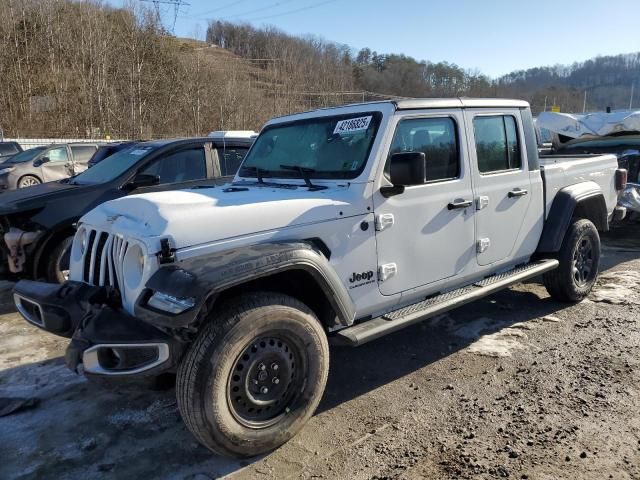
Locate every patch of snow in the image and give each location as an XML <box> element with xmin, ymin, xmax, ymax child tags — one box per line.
<box><xmin>590</xmin><ymin>270</ymin><xmax>640</xmax><ymax>305</ymax></box>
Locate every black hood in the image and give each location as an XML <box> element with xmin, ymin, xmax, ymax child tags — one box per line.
<box><xmin>0</xmin><ymin>181</ymin><xmax>86</xmax><ymax>214</ymax></box>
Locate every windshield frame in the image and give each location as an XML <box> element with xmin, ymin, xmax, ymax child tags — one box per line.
<box><xmin>4</xmin><ymin>147</ymin><xmax>46</xmax><ymax>164</ymax></box>
<box><xmin>238</xmin><ymin>111</ymin><xmax>383</xmax><ymax>181</ymax></box>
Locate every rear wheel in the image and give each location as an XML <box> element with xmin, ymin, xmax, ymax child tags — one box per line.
<box><xmin>46</xmin><ymin>236</ymin><xmax>73</xmax><ymax>283</ymax></box>
<box><xmin>176</xmin><ymin>293</ymin><xmax>329</xmax><ymax>457</ymax></box>
<box><xmin>17</xmin><ymin>175</ymin><xmax>41</xmax><ymax>188</ymax></box>
<box><xmin>543</xmin><ymin>218</ymin><xmax>600</xmax><ymax>302</ymax></box>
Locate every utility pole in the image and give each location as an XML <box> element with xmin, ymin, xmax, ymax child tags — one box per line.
<box><xmin>630</xmin><ymin>81</ymin><xmax>635</xmax><ymax>110</ymax></box>
<box><xmin>139</xmin><ymin>0</ymin><xmax>190</xmax><ymax>33</ymax></box>
<box><xmin>583</xmin><ymin>90</ymin><xmax>587</xmax><ymax>113</ymax></box>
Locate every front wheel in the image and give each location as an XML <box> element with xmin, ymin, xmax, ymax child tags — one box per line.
<box><xmin>543</xmin><ymin>218</ymin><xmax>600</xmax><ymax>302</ymax></box>
<box><xmin>46</xmin><ymin>236</ymin><xmax>73</xmax><ymax>283</ymax></box>
<box><xmin>18</xmin><ymin>175</ymin><xmax>41</xmax><ymax>188</ymax></box>
<box><xmin>176</xmin><ymin>293</ymin><xmax>329</xmax><ymax>458</ymax></box>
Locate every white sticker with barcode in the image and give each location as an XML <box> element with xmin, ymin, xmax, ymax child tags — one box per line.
<box><xmin>333</xmin><ymin>116</ymin><xmax>372</xmax><ymax>135</ymax></box>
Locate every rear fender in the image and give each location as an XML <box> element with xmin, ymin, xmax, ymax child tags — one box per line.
<box><xmin>537</xmin><ymin>181</ymin><xmax>607</xmax><ymax>253</ymax></box>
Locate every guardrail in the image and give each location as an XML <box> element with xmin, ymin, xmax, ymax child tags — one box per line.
<box><xmin>3</xmin><ymin>138</ymin><xmax>120</xmax><ymax>150</ymax></box>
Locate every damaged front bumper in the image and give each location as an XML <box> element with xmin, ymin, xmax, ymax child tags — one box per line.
<box><xmin>13</xmin><ymin>280</ymin><xmax>185</xmax><ymax>378</ymax></box>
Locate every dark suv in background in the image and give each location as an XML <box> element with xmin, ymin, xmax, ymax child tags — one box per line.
<box><xmin>0</xmin><ymin>142</ymin><xmax>101</xmax><ymax>189</ymax></box>
<box><xmin>0</xmin><ymin>135</ymin><xmax>254</xmax><ymax>282</ymax></box>
<box><xmin>0</xmin><ymin>141</ymin><xmax>23</xmax><ymax>162</ymax></box>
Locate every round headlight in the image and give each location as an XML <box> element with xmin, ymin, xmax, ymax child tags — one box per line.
<box><xmin>123</xmin><ymin>244</ymin><xmax>145</xmax><ymax>290</ymax></box>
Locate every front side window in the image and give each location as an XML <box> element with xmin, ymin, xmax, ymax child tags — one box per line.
<box><xmin>240</xmin><ymin>112</ymin><xmax>382</xmax><ymax>179</ymax></box>
<box><xmin>47</xmin><ymin>147</ymin><xmax>69</xmax><ymax>163</ymax></box>
<box><xmin>473</xmin><ymin>115</ymin><xmax>521</xmax><ymax>173</ymax></box>
<box><xmin>140</xmin><ymin>147</ymin><xmax>206</xmax><ymax>184</ymax></box>
<box><xmin>388</xmin><ymin>117</ymin><xmax>459</xmax><ymax>182</ymax></box>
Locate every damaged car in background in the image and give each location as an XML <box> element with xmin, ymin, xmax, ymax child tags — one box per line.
<box><xmin>537</xmin><ymin>110</ymin><xmax>640</xmax><ymax>219</ymax></box>
<box><xmin>0</xmin><ymin>135</ymin><xmax>254</xmax><ymax>283</ymax></box>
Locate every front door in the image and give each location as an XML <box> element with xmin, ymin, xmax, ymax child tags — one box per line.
<box><xmin>464</xmin><ymin>110</ymin><xmax>532</xmax><ymax>266</ymax></box>
<box><xmin>374</xmin><ymin>111</ymin><xmax>476</xmax><ymax>296</ymax></box>
<box><xmin>132</xmin><ymin>144</ymin><xmax>211</xmax><ymax>194</ymax></box>
<box><xmin>41</xmin><ymin>146</ymin><xmax>74</xmax><ymax>182</ymax></box>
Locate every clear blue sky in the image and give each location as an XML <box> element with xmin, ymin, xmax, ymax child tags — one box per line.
<box><xmin>114</xmin><ymin>0</ymin><xmax>640</xmax><ymax>78</ymax></box>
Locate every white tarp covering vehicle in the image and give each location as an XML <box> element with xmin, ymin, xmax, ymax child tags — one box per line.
<box><xmin>537</xmin><ymin>110</ymin><xmax>640</xmax><ymax>139</ymax></box>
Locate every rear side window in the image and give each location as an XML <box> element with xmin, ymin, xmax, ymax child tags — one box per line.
<box><xmin>388</xmin><ymin>117</ymin><xmax>459</xmax><ymax>182</ymax></box>
<box><xmin>217</xmin><ymin>146</ymin><xmax>249</xmax><ymax>177</ymax></box>
<box><xmin>473</xmin><ymin>115</ymin><xmax>521</xmax><ymax>173</ymax></box>
<box><xmin>71</xmin><ymin>145</ymin><xmax>98</xmax><ymax>162</ymax></box>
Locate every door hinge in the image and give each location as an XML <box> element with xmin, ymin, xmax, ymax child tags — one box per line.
<box><xmin>476</xmin><ymin>196</ymin><xmax>489</xmax><ymax>210</ymax></box>
<box><xmin>375</xmin><ymin>213</ymin><xmax>395</xmax><ymax>231</ymax></box>
<box><xmin>477</xmin><ymin>238</ymin><xmax>490</xmax><ymax>253</ymax></box>
<box><xmin>378</xmin><ymin>263</ymin><xmax>397</xmax><ymax>282</ymax></box>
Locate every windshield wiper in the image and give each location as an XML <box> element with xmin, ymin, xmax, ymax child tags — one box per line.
<box><xmin>279</xmin><ymin>165</ymin><xmax>327</xmax><ymax>191</ymax></box>
<box><xmin>240</xmin><ymin>166</ymin><xmax>268</xmax><ymax>184</ymax></box>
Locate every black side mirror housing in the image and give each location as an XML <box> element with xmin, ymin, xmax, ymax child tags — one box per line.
<box><xmin>34</xmin><ymin>157</ymin><xmax>49</xmax><ymax>167</ymax></box>
<box><xmin>381</xmin><ymin>151</ymin><xmax>426</xmax><ymax>197</ymax></box>
<box><xmin>124</xmin><ymin>173</ymin><xmax>160</xmax><ymax>191</ymax></box>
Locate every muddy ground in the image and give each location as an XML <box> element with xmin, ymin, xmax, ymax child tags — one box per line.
<box><xmin>1</xmin><ymin>225</ymin><xmax>640</xmax><ymax>479</ymax></box>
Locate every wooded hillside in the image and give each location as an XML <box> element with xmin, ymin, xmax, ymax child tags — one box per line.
<box><xmin>1</xmin><ymin>0</ymin><xmax>638</xmax><ymax>139</ymax></box>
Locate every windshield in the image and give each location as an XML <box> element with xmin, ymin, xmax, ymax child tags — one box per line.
<box><xmin>5</xmin><ymin>147</ymin><xmax>45</xmax><ymax>163</ymax></box>
<box><xmin>70</xmin><ymin>145</ymin><xmax>154</xmax><ymax>184</ymax></box>
<box><xmin>240</xmin><ymin>112</ymin><xmax>382</xmax><ymax>180</ymax></box>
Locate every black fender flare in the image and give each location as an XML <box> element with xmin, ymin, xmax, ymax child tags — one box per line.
<box><xmin>134</xmin><ymin>241</ymin><xmax>356</xmax><ymax>329</ymax></box>
<box><xmin>537</xmin><ymin>181</ymin><xmax>608</xmax><ymax>253</ymax></box>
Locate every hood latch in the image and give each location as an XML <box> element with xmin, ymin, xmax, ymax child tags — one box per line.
<box><xmin>158</xmin><ymin>238</ymin><xmax>176</xmax><ymax>264</ymax></box>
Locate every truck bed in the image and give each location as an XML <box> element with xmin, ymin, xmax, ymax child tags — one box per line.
<box><xmin>539</xmin><ymin>153</ymin><xmax>619</xmax><ymax>221</ymax></box>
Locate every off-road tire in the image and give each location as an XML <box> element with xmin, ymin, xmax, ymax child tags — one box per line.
<box><xmin>17</xmin><ymin>175</ymin><xmax>41</xmax><ymax>188</ymax></box>
<box><xmin>543</xmin><ymin>218</ymin><xmax>600</xmax><ymax>302</ymax></box>
<box><xmin>46</xmin><ymin>236</ymin><xmax>73</xmax><ymax>283</ymax></box>
<box><xmin>176</xmin><ymin>292</ymin><xmax>329</xmax><ymax>458</ymax></box>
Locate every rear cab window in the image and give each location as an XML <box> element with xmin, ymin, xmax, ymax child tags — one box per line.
<box><xmin>473</xmin><ymin>115</ymin><xmax>522</xmax><ymax>174</ymax></box>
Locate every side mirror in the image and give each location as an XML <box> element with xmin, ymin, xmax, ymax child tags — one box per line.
<box><xmin>124</xmin><ymin>173</ymin><xmax>160</xmax><ymax>191</ymax></box>
<box><xmin>34</xmin><ymin>157</ymin><xmax>49</xmax><ymax>167</ymax></box>
<box><xmin>381</xmin><ymin>152</ymin><xmax>426</xmax><ymax>197</ymax></box>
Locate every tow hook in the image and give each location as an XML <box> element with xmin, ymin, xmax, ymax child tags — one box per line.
<box><xmin>158</xmin><ymin>238</ymin><xmax>176</xmax><ymax>264</ymax></box>
<box><xmin>4</xmin><ymin>227</ymin><xmax>39</xmax><ymax>273</ymax></box>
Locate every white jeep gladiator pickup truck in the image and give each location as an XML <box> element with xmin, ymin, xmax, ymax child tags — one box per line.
<box><xmin>14</xmin><ymin>98</ymin><xmax>626</xmax><ymax>457</ymax></box>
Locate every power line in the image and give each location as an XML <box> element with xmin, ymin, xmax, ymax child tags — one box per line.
<box><xmin>181</xmin><ymin>0</ymin><xmax>249</xmax><ymax>19</ymax></box>
<box><xmin>217</xmin><ymin>0</ymin><xmax>297</xmax><ymax>20</ymax></box>
<box><xmin>244</xmin><ymin>0</ymin><xmax>339</xmax><ymax>22</ymax></box>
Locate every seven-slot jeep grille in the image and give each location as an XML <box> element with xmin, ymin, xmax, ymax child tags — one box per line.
<box><xmin>81</xmin><ymin>228</ymin><xmax>129</xmax><ymax>292</ymax></box>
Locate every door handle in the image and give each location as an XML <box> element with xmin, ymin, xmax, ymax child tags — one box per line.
<box><xmin>508</xmin><ymin>188</ymin><xmax>528</xmax><ymax>198</ymax></box>
<box><xmin>447</xmin><ymin>199</ymin><xmax>473</xmax><ymax>210</ymax></box>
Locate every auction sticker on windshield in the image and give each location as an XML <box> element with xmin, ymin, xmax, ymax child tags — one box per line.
<box><xmin>334</xmin><ymin>116</ymin><xmax>372</xmax><ymax>135</ymax></box>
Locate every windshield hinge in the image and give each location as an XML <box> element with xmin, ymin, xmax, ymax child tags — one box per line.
<box><xmin>158</xmin><ymin>238</ymin><xmax>176</xmax><ymax>264</ymax></box>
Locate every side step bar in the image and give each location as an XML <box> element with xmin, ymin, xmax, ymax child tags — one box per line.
<box><xmin>336</xmin><ymin>259</ymin><xmax>559</xmax><ymax>346</ymax></box>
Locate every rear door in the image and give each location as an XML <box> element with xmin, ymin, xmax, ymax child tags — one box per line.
<box><xmin>464</xmin><ymin>110</ymin><xmax>532</xmax><ymax>266</ymax></box>
<box><xmin>374</xmin><ymin>110</ymin><xmax>476</xmax><ymax>296</ymax></box>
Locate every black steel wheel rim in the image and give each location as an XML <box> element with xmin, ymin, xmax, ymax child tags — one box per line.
<box><xmin>227</xmin><ymin>334</ymin><xmax>304</xmax><ymax>429</ymax></box>
<box><xmin>573</xmin><ymin>235</ymin><xmax>594</xmax><ymax>286</ymax></box>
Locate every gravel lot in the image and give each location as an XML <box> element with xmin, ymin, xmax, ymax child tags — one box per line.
<box><xmin>1</xmin><ymin>225</ymin><xmax>640</xmax><ymax>479</ymax></box>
